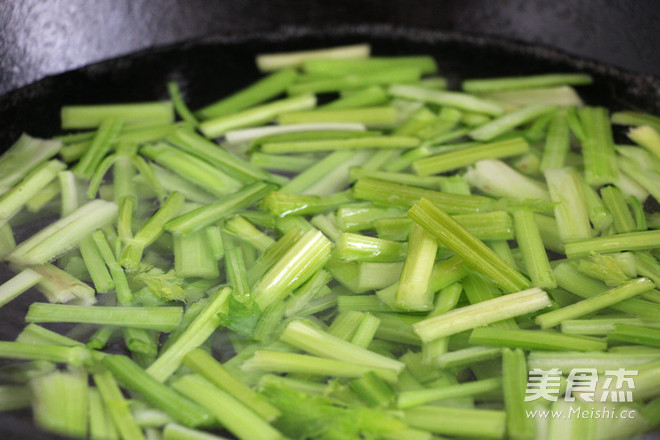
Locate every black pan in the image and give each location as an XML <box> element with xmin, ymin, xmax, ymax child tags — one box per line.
<box><xmin>0</xmin><ymin>25</ymin><xmax>659</xmax><ymax>439</ymax></box>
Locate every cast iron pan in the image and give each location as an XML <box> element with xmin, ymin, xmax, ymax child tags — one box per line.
<box><xmin>0</xmin><ymin>25</ymin><xmax>659</xmax><ymax>439</ymax></box>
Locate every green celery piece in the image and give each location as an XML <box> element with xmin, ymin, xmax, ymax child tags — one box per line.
<box><xmin>612</xmin><ymin>110</ymin><xmax>660</xmax><ymax>132</ymax></box>
<box><xmin>412</xmin><ymin>287</ymin><xmax>550</xmax><ymax>342</ymax></box>
<box><xmin>513</xmin><ymin>210</ymin><xmax>557</xmax><ymax>289</ymax></box>
<box><xmin>163</xmin><ymin>423</ymin><xmax>231</xmax><ymax>440</ymax></box>
<box><xmin>434</xmin><ymin>346</ymin><xmax>502</xmax><ymax>369</ymax></box>
<box><xmin>601</xmin><ymin>185</ymin><xmax>636</xmax><ymax>233</ymax></box>
<box><xmin>250</xmin><ymin>152</ymin><xmax>316</xmax><ymax>173</ymax></box>
<box><xmin>608</xmin><ymin>324</ymin><xmax>660</xmax><ymax>348</ymax></box>
<box><xmin>544</xmin><ymin>167</ymin><xmax>592</xmax><ymax>242</ymax></box>
<box><xmin>278</xmin><ymin>106</ymin><xmax>397</xmax><ymax>127</ymax></box>
<box><xmin>7</xmin><ymin>199</ymin><xmax>118</xmax><ymax>266</ymax></box>
<box><xmin>167</xmin><ymin>81</ymin><xmax>199</xmax><ymax>126</ymax></box>
<box><xmin>92</xmin><ymin>230</ymin><xmax>132</xmax><ymax>304</ymax></box>
<box><xmin>464</xmin><ymin>159</ymin><xmax>551</xmax><ymax>201</ymax></box>
<box><xmin>87</xmin><ymin>388</ymin><xmax>119</xmax><ymax>440</ymax></box>
<box><xmin>165</xmin><ymin>182</ymin><xmax>276</xmax><ymax>235</ymax></box>
<box><xmin>87</xmin><ymin>326</ymin><xmax>118</xmax><ymax>350</ymax></box>
<box><xmin>16</xmin><ymin>323</ymin><xmax>83</xmax><ymax>347</ymax></box>
<box><xmin>628</xmin><ymin>125</ymin><xmax>660</xmax><ymax>160</ymax></box>
<box><xmin>430</xmin><ymin>282</ymin><xmax>463</xmax><ymax>317</ymax></box>
<box><xmin>403</xmin><ymin>405</ymin><xmax>506</xmax><ymax>439</ymax></box>
<box><xmin>635</xmin><ymin>252</ymin><xmax>660</xmax><ymax>286</ymax></box>
<box><xmin>408</xmin><ymin>198</ymin><xmax>530</xmax><ymax>291</ymax></box>
<box><xmin>528</xmin><ymin>351</ymin><xmax>660</xmax><ymax>373</ymax></box>
<box><xmin>0</xmin><ymin>268</ymin><xmax>42</xmax><ymax>309</ymax></box>
<box><xmin>173</xmin><ymin>229</ymin><xmax>219</xmax><ymax>279</ymax></box>
<box><xmin>575</xmin><ymin>172</ymin><xmax>613</xmax><ymax>233</ymax></box>
<box><xmin>469</xmin><ymin>327</ymin><xmax>607</xmax><ymax>351</ymax></box>
<box><xmin>335</xmin><ymin>205</ymin><xmax>406</xmax><ymax>232</ymax></box>
<box><xmin>350</xmin><ymin>313</ymin><xmax>381</xmax><ymax>348</ymax></box>
<box><xmin>303</xmin><ymin>56</ymin><xmax>437</xmax><ymax>76</ymax></box>
<box><xmin>26</xmin><ymin>303</ymin><xmax>182</xmax><ymax>332</ymax></box>
<box><xmin>333</xmin><ymin>232</ymin><xmax>406</xmax><ymax>262</ymax></box>
<box><xmin>321</xmin><ymin>86</ymin><xmax>389</xmax><ymax>110</ymax></box>
<box><xmin>502</xmin><ymin>348</ymin><xmax>535</xmax><ymax>440</ymax></box>
<box><xmin>253</xmin><ymin>230</ymin><xmax>331</xmax><ymax>309</ymax></box>
<box><xmin>261</xmin><ymin>135</ymin><xmax>419</xmax><ymax>153</ymax></box>
<box><xmin>23</xmin><ymin>263</ymin><xmax>95</xmax><ymax>305</ymax></box>
<box><xmin>246</xmin><ymin>126</ymin><xmax>372</xmax><ymax>146</ymax></box>
<box><xmin>197</xmin><ymin>69</ymin><xmax>298</xmax><ymax>119</ymax></box>
<box><xmin>469</xmin><ymin>103</ymin><xmax>557</xmax><ymax>141</ymax></box>
<box><xmin>463</xmin><ymin>74</ymin><xmax>592</xmax><ymax>93</ymax></box>
<box><xmin>61</xmin><ymin>102</ymin><xmax>173</xmax><ymax>129</ymax></box>
<box><xmin>413</xmin><ymin>137</ymin><xmax>529</xmax><ymax>175</ymax></box>
<box><xmin>349</xmin><ymin>370</ymin><xmax>395</xmax><ymax>407</ymax></box>
<box><xmin>577</xmin><ymin>106</ymin><xmax>619</xmax><ymax>185</ymax></box>
<box><xmin>246</xmin><ymin>226</ymin><xmax>303</xmax><ymax>284</ymax></box>
<box><xmin>94</xmin><ymin>371</ymin><xmax>146</xmax><ymax>440</ymax></box>
<box><xmin>397</xmin><ymin>377</ymin><xmax>502</xmax><ymax>409</ymax></box>
<box><xmin>627</xmin><ymin>195</ymin><xmax>647</xmax><ymax>231</ymax></box>
<box><xmin>561</xmin><ymin>317</ymin><xmax>660</xmax><ymax>336</ymax></box>
<box><xmin>541</xmin><ymin>112</ymin><xmax>571</xmax><ymax>171</ymax></box>
<box><xmin>31</xmin><ymin>369</ymin><xmax>88</xmax><ymax>439</ymax></box>
<box><xmin>564</xmin><ymin>230</ymin><xmax>660</xmax><ymax>258</ymax></box>
<box><xmin>395</xmin><ymin>223</ymin><xmax>438</xmax><ymax>311</ymax></box>
<box><xmin>389</xmin><ymin>84</ymin><xmax>504</xmax><ymax>116</ymax></box>
<box><xmin>262</xmin><ymin>190</ymin><xmax>353</xmax><ymax>217</ymax></box>
<box><xmin>0</xmin><ymin>134</ymin><xmax>62</xmax><ymax>196</ymax></box>
<box><xmin>199</xmin><ymin>94</ymin><xmax>316</xmax><ymax>137</ymax></box>
<box><xmin>329</xmin><ymin>261</ymin><xmax>404</xmax><ymax>294</ymax></box>
<box><xmin>172</xmin><ymin>374</ymin><xmax>282</xmax><ymax>440</ymax></box>
<box><xmin>74</xmin><ymin>118</ymin><xmax>124</xmax><ymax>179</ymax></box>
<box><xmin>461</xmin><ymin>273</ymin><xmax>518</xmax><ymax>330</ymax></box>
<box><xmin>222</xmin><ymin>235</ymin><xmax>251</xmax><ymax>301</ymax></box>
<box><xmin>576</xmin><ymin>252</ymin><xmax>636</xmax><ymax>286</ymax></box>
<box><xmin>0</xmin><ymin>341</ymin><xmax>89</xmax><ymax>365</ymax></box>
<box><xmin>256</xmin><ymin>44</ymin><xmax>370</xmax><ymax>71</ymax></box>
<box><xmin>288</xmin><ymin>66</ymin><xmax>422</xmax><ymax>94</ymax></box>
<box><xmin>350</xmin><ymin>167</ymin><xmax>447</xmax><ymax>190</ymax></box>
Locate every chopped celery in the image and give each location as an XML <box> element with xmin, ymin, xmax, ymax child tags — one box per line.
<box><xmin>256</xmin><ymin>44</ymin><xmax>370</xmax><ymax>71</ymax></box>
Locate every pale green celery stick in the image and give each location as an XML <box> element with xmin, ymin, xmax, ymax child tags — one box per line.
<box><xmin>564</xmin><ymin>230</ymin><xmax>660</xmax><ymax>258</ymax></box>
<box><xmin>147</xmin><ymin>164</ymin><xmax>212</xmax><ymax>203</ymax></box>
<box><xmin>141</xmin><ymin>143</ymin><xmax>242</xmax><ymax>196</ymax></box>
<box><xmin>395</xmin><ymin>223</ymin><xmax>438</xmax><ymax>311</ymax></box>
<box><xmin>91</xmin><ymin>230</ymin><xmax>131</xmax><ymax>304</ymax></box>
<box><xmin>31</xmin><ymin>369</ymin><xmax>88</xmax><ymax>438</ymax></box>
<box><xmin>88</xmin><ymin>388</ymin><xmax>119</xmax><ymax>440</ymax></box>
<box><xmin>463</xmin><ymin>74</ymin><xmax>592</xmax><ymax>93</ymax></box>
<box><xmin>615</xmin><ymin>170</ymin><xmax>650</xmax><ymax>202</ymax></box>
<box><xmin>328</xmin><ymin>310</ymin><xmax>364</xmax><ymax>340</ymax></box>
<box><xmin>74</xmin><ymin>118</ymin><xmax>124</xmax><ymax>179</ymax></box>
<box><xmin>513</xmin><ymin>210</ymin><xmax>557</xmax><ymax>288</ymax></box>
<box><xmin>528</xmin><ymin>350</ymin><xmax>660</xmax><ymax>373</ymax></box>
<box><xmin>0</xmin><ymin>134</ymin><xmax>61</xmax><ymax>195</ymax></box>
<box><xmin>533</xmin><ymin>214</ymin><xmax>564</xmax><ymax>254</ymax></box>
<box><xmin>262</xmin><ymin>135</ymin><xmax>419</xmax><ymax>154</ymax></box>
<box><xmin>0</xmin><ymin>160</ymin><xmax>65</xmax><ymax>228</ymax></box>
<box><xmin>26</xmin><ymin>181</ymin><xmax>60</xmax><ymax>213</ymax></box>
<box><xmin>541</xmin><ymin>112</ymin><xmax>570</xmax><ymax>170</ymax></box>
<box><xmin>353</xmin><ymin>177</ymin><xmax>495</xmax><ymax>213</ymax></box>
<box><xmin>303</xmin><ymin>56</ymin><xmax>436</xmax><ymax>76</ymax></box>
<box><xmin>413</xmin><ymin>137</ymin><xmax>529</xmax><ymax>175</ymax></box>
<box><xmin>197</xmin><ymin>68</ymin><xmax>297</xmax><ymax>119</ymax></box>
<box><xmin>322</xmin><ymin>86</ymin><xmax>388</xmax><ymax>109</ymax></box>
<box><xmin>481</xmin><ymin>86</ymin><xmax>584</xmax><ymax>108</ymax></box>
<box><xmin>330</xmin><ymin>261</ymin><xmax>404</xmax><ymax>293</ymax></box>
<box><xmin>350</xmin><ymin>313</ymin><xmax>381</xmax><ymax>348</ymax></box>
<box><xmin>116</xmin><ymin>196</ymin><xmax>136</xmax><ymax>242</ymax></box>
<box><xmin>465</xmin><ymin>159</ymin><xmax>550</xmax><ymax>200</ymax></box>
<box><xmin>0</xmin><ymin>224</ymin><xmax>16</xmax><ymax>257</ymax></box>
<box><xmin>544</xmin><ymin>167</ymin><xmax>592</xmax><ymax>242</ymax></box>
<box><xmin>462</xmin><ymin>273</ymin><xmax>517</xmax><ymax>330</ymax></box>
<box><xmin>246</xmin><ymin>226</ymin><xmax>303</xmax><ymax>284</ymax></box>
<box><xmin>608</xmin><ymin>323</ymin><xmax>660</xmax><ymax>347</ymax></box>
<box><xmin>573</xmin><ymin>176</ymin><xmax>612</xmax><ymax>234</ymax></box>
<box><xmin>87</xmin><ymin>326</ymin><xmax>118</xmax><ymax>350</ymax></box>
<box><xmin>16</xmin><ymin>323</ymin><xmax>82</xmax><ymax>347</ymax></box>
<box><xmin>333</xmin><ymin>232</ymin><xmax>406</xmax><ymax>262</ymax></box>
<box><xmin>26</xmin><ymin>303</ymin><xmax>182</xmax><ymax>332</ymax></box>
<box><xmin>336</xmin><ymin>205</ymin><xmax>406</xmax><ymax>233</ymax></box>
<box><xmin>0</xmin><ymin>385</ymin><xmax>32</xmax><ymax>411</ymax></box>
<box><xmin>501</xmin><ymin>348</ymin><xmax>535</xmax><ymax>440</ymax></box>
<box><xmin>0</xmin><ymin>341</ymin><xmax>89</xmax><ymax>365</ymax></box>
<box><xmin>199</xmin><ymin>93</ymin><xmax>316</xmax><ymax>137</ymax></box>
<box><xmin>429</xmin><ymin>282</ymin><xmax>463</xmax><ymax>317</ymax></box>
<box><xmin>302</xmin><ymin>150</ymin><xmax>372</xmax><ymax>196</ymax></box>
<box><xmin>349</xmin><ymin>370</ymin><xmax>395</xmax><ymax>407</ymax></box>
<box><xmin>398</xmin><ymin>376</ymin><xmax>501</xmax><ymax>409</ymax></box>
<box><xmin>167</xmin><ymin>81</ymin><xmax>198</xmax><ymax>126</ymax></box>
<box><xmin>173</xmin><ymin>229</ymin><xmax>219</xmax><ymax>279</ymax></box>
<box><xmin>223</xmin><ymin>215</ymin><xmax>274</xmax><ymax>251</ymax></box>
<box><xmin>409</xmin><ymin>198</ymin><xmax>530</xmax><ymax>291</ymax></box>
<box><xmin>635</xmin><ymin>252</ymin><xmax>660</xmax><ymax>286</ymax></box>
<box><xmin>470</xmin><ymin>327</ymin><xmax>607</xmax><ymax>351</ymax></box>
<box><xmin>243</xmin><ymin>349</ymin><xmax>397</xmax><ymax>383</ymax></box>
<box><xmin>166</xmin><ymin>182</ymin><xmax>276</xmax><ymax>235</ymax></box>
<box><xmin>289</xmin><ymin>67</ymin><xmax>422</xmax><ymax>95</ymax></box>
<box><xmin>389</xmin><ymin>84</ymin><xmax>504</xmax><ymax>116</ymax></box>
<box><xmin>403</xmin><ymin>405</ymin><xmax>506</xmax><ymax>439</ymax></box>
<box><xmin>285</xmin><ymin>269</ymin><xmax>331</xmax><ymax>317</ymax></box>
<box><xmin>86</xmin><ymin>153</ymin><xmax>117</xmax><ymax>198</ymax></box>
<box><xmin>618</xmin><ymin>156</ymin><xmax>660</xmax><ymax>202</ymax></box>
<box><xmin>433</xmin><ymin>346</ymin><xmax>501</xmax><ymax>369</ymax></box>
<box><xmin>250</xmin><ymin>152</ymin><xmax>316</xmax><ymax>173</ymax></box>
<box><xmin>611</xmin><ymin>110</ymin><xmax>660</xmax><ymax>131</ymax></box>
<box><xmin>253</xmin><ymin>230</ymin><xmax>331</xmax><ymax>309</ymax></box>
<box><xmin>562</xmin><ymin>317</ymin><xmax>660</xmax><ymax>336</ymax></box>
<box><xmin>167</xmin><ymin>128</ymin><xmax>276</xmax><ymax>183</ymax></box>
<box><xmin>628</xmin><ymin>125</ymin><xmax>660</xmax><ymax>160</ymax></box>
<box><xmin>79</xmin><ymin>237</ymin><xmax>114</xmax><ymax>293</ymax></box>
<box><xmin>577</xmin><ymin>106</ymin><xmax>619</xmax><ymax>185</ymax></box>
<box><xmin>370</xmin><ymin>313</ymin><xmax>421</xmax><ymax>346</ymax></box>
<box><xmin>280</xmin><ymin>319</ymin><xmax>405</xmax><ymax>373</ymax></box>
<box><xmin>228</xmin><ymin>123</ymin><xmax>367</xmax><ymax>146</ymax></box>
<box><xmin>256</xmin><ymin>44</ymin><xmax>370</xmax><ymax>71</ymax></box>
<box><xmin>94</xmin><ymin>370</ymin><xmax>147</xmax><ymax>440</ymax></box>
<box><xmin>223</xmin><ymin>234</ymin><xmax>251</xmax><ymax>301</ymax></box>
<box><xmin>337</xmin><ymin>295</ymin><xmax>391</xmax><ymax>313</ymax></box>
<box><xmin>278</xmin><ymin>150</ymin><xmax>353</xmax><ymax>194</ymax></box>
<box><xmin>576</xmin><ymin>252</ymin><xmax>636</xmax><ymax>286</ymax></box>
<box><xmin>163</xmin><ymin>423</ymin><xmax>230</xmax><ymax>440</ymax></box>
<box><xmin>627</xmin><ymin>196</ymin><xmax>647</xmax><ymax>231</ymax></box>
<box><xmin>144</xmin><ymin>288</ymin><xmax>230</xmax><ymax>382</ymax></box>
<box><xmin>262</xmin><ymin>190</ymin><xmax>353</xmax><ymax>217</ymax></box>
<box><xmin>374</xmin><ymin>217</ymin><xmax>413</xmax><ymax>241</ymax></box>
<box><xmin>7</xmin><ymin>199</ymin><xmax>118</xmax><ymax>266</ymax></box>
<box><xmin>413</xmin><ymin>287</ymin><xmax>549</xmax><ymax>342</ymax></box>
<box><xmin>120</xmin><ymin>191</ymin><xmax>184</xmax><ymax>270</ymax></box>
<box><xmin>61</xmin><ymin>102</ymin><xmax>173</xmax><ymax>129</ymax></box>
<box><xmin>123</xmin><ymin>328</ymin><xmax>157</xmax><ymax>357</ymax></box>
<box><xmin>469</xmin><ymin>103</ymin><xmax>557</xmax><ymax>141</ymax></box>
<box><xmin>546</xmin><ymin>400</ymin><xmax>596</xmax><ymax>440</ymax></box>
<box><xmin>278</xmin><ymin>106</ymin><xmax>396</xmax><ymax>128</ymax></box>
<box><xmin>350</xmin><ymin>167</ymin><xmax>446</xmax><ymax>190</ymax></box>
<box><xmin>0</xmin><ymin>268</ymin><xmax>42</xmax><ymax>308</ymax></box>
<box><xmin>601</xmin><ymin>185</ymin><xmax>636</xmax><ymax>233</ymax></box>
<box><xmin>23</xmin><ymin>263</ymin><xmax>95</xmax><ymax>305</ymax></box>
<box><xmin>462</xmin><ymin>111</ymin><xmax>491</xmax><ymax>126</ymax></box>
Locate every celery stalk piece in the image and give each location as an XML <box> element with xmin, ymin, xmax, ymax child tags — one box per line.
<box><xmin>0</xmin><ymin>342</ymin><xmax>90</xmax><ymax>365</ymax></box>
<box><xmin>350</xmin><ymin>167</ymin><xmax>447</xmax><ymax>190</ymax></box>
<box><xmin>262</xmin><ymin>190</ymin><xmax>353</xmax><ymax>217</ymax></box>
<box><xmin>26</xmin><ymin>303</ymin><xmax>182</xmax><ymax>332</ymax></box>
<box><xmin>434</xmin><ymin>346</ymin><xmax>502</xmax><ymax>369</ymax></box>
<box><xmin>0</xmin><ymin>134</ymin><xmax>62</xmax><ymax>196</ymax></box>
<box><xmin>123</xmin><ymin>328</ymin><xmax>157</xmax><ymax>357</ymax></box>
<box><xmin>465</xmin><ymin>159</ymin><xmax>550</xmax><ymax>200</ymax></box>
<box><xmin>61</xmin><ymin>101</ymin><xmax>174</xmax><ymax>129</ymax></box>
<box><xmin>0</xmin><ymin>160</ymin><xmax>65</xmax><ymax>228</ymax></box>
<box><xmin>635</xmin><ymin>252</ymin><xmax>660</xmax><ymax>286</ymax></box>
<box><xmin>398</xmin><ymin>377</ymin><xmax>502</xmax><ymax>409</ymax></box>
<box><xmin>279</xmin><ymin>150</ymin><xmax>355</xmax><ymax>193</ymax></box>
<box><xmin>197</xmin><ymin>69</ymin><xmax>297</xmax><ymax>119</ymax></box>
<box><xmin>57</xmin><ymin>170</ymin><xmax>78</xmax><ymax>216</ymax></box>
<box><xmin>31</xmin><ymin>369</ymin><xmax>88</xmax><ymax>439</ymax></box>
<box><xmin>91</xmin><ymin>230</ymin><xmax>132</xmax><ymax>304</ymax></box>
<box><xmin>117</xmin><ymin>195</ymin><xmax>136</xmax><ymax>241</ymax></box>
<box><xmin>330</xmin><ymin>261</ymin><xmax>404</xmax><ymax>293</ymax></box>
<box><xmin>278</xmin><ymin>106</ymin><xmax>397</xmax><ymax>127</ymax></box>
<box><xmin>333</xmin><ymin>232</ymin><xmax>406</xmax><ymax>262</ymax></box>
<box><xmin>561</xmin><ymin>317</ymin><xmax>660</xmax><ymax>336</ymax></box>
<box><xmin>25</xmin><ymin>263</ymin><xmax>95</xmax><ymax>305</ymax></box>
<box><xmin>502</xmin><ymin>348</ymin><xmax>536</xmax><ymax>440</ymax></box>
<box><xmin>93</xmin><ymin>370</ymin><xmax>146</xmax><ymax>440</ymax></box>
<box><xmin>528</xmin><ymin>350</ymin><xmax>660</xmax><ymax>372</ymax></box>
<box><xmin>224</xmin><ymin>215</ymin><xmax>274</xmax><ymax>251</ymax></box>
<box><xmin>463</xmin><ymin>73</ymin><xmax>592</xmax><ymax>92</ymax></box>
<box><xmin>120</xmin><ymin>191</ymin><xmax>184</xmax><ymax>270</ymax></box>
<box><xmin>173</xmin><ymin>229</ymin><xmax>219</xmax><ymax>279</ymax></box>
<box><xmin>469</xmin><ymin>327</ymin><xmax>607</xmax><ymax>351</ymax></box>
<box><xmin>88</xmin><ymin>388</ymin><xmax>119</xmax><ymax>440</ymax></box>
<box><xmin>541</xmin><ymin>112</ymin><xmax>570</xmax><ymax>171</ymax></box>
<box><xmin>403</xmin><ymin>405</ymin><xmax>506</xmax><ymax>439</ymax></box>
<box><xmin>166</xmin><ymin>182</ymin><xmax>275</xmax><ymax>235</ymax></box>
<box><xmin>564</xmin><ymin>230</ymin><xmax>660</xmax><ymax>258</ymax></box>
<box><xmin>222</xmin><ymin>235</ymin><xmax>251</xmax><ymax>301</ymax></box>
<box><xmin>301</xmin><ymin>150</ymin><xmax>372</xmax><ymax>196</ymax></box>
<box><xmin>253</xmin><ymin>230</ymin><xmax>331</xmax><ymax>309</ymax></box>
<box><xmin>413</xmin><ymin>137</ymin><xmax>529</xmax><ymax>175</ymax></box>
<box><xmin>0</xmin><ymin>268</ymin><xmax>42</xmax><ymax>308</ymax></box>
<box><xmin>462</xmin><ymin>273</ymin><xmax>518</xmax><ymax>330</ymax></box>
<box><xmin>226</xmin><ymin>122</ymin><xmax>365</xmax><ymax>144</ymax></box>
<box><xmin>103</xmin><ymin>355</ymin><xmax>214</xmax><ymax>428</ymax></box>
<box><xmin>163</xmin><ymin>423</ymin><xmax>229</xmax><ymax>440</ymax></box>
<box><xmin>256</xmin><ymin>43</ymin><xmax>370</xmax><ymax>71</ymax></box>
<box><xmin>167</xmin><ymin>81</ymin><xmax>198</xmax><ymax>126</ymax></box>
<box><xmin>243</xmin><ymin>350</ymin><xmax>398</xmax><ymax>383</ymax></box>
<box><xmin>409</xmin><ymin>198</ymin><xmax>531</xmax><ymax>291</ymax></box>
<box><xmin>167</xmin><ymin>128</ymin><xmax>277</xmax><ymax>183</ymax></box>
<box><xmin>628</xmin><ymin>196</ymin><xmax>647</xmax><ymax>231</ymax></box>
<box><xmin>351</xmin><ymin>313</ymin><xmax>381</xmax><ymax>348</ymax></box>
<box><xmin>618</xmin><ymin>156</ymin><xmax>660</xmax><ymax>202</ymax></box>
<box><xmin>413</xmin><ymin>287</ymin><xmax>550</xmax><ymax>342</ymax></box>
<box><xmin>430</xmin><ymin>282</ymin><xmax>463</xmax><ymax>316</ymax></box>
<box><xmin>353</xmin><ymin>177</ymin><xmax>496</xmax><ymax>213</ymax></box>
<box><xmin>575</xmin><ymin>173</ymin><xmax>613</xmax><ymax>233</ymax></box>
<box><xmin>469</xmin><ymin>104</ymin><xmax>557</xmax><ymax>141</ymax></box>
<box><xmin>7</xmin><ymin>199</ymin><xmax>118</xmax><ymax>266</ymax></box>
<box><xmin>74</xmin><ymin>118</ymin><xmax>124</xmax><ymax>179</ymax></box>
<box><xmin>80</xmin><ymin>235</ymin><xmax>116</xmax><ymax>294</ymax></box>
<box><xmin>288</xmin><ymin>67</ymin><xmax>422</xmax><ymax>95</ymax></box>
<box><xmin>172</xmin><ymin>374</ymin><xmax>282</xmax><ymax>440</ymax></box>
<box><xmin>250</xmin><ymin>152</ymin><xmax>316</xmax><ymax>173</ymax></box>
<box><xmin>480</xmin><ymin>86</ymin><xmax>584</xmax><ymax>108</ymax></box>
<box><xmin>16</xmin><ymin>323</ymin><xmax>83</xmax><ymax>347</ymax></box>
<box><xmin>628</xmin><ymin>125</ymin><xmax>660</xmax><ymax>160</ymax></box>
<box><xmin>24</xmin><ymin>181</ymin><xmax>60</xmax><ymax>213</ymax></box>
<box><xmin>612</xmin><ymin>110</ymin><xmax>660</xmax><ymax>131</ymax></box>
<box><xmin>141</xmin><ymin>143</ymin><xmax>242</xmax><ymax>196</ymax></box>
<box><xmin>247</xmin><ymin>226</ymin><xmax>302</xmax><ymax>284</ymax></box>
<box><xmin>389</xmin><ymin>84</ymin><xmax>504</xmax><ymax>116</ymax></box>
<box><xmin>0</xmin><ymin>385</ymin><xmax>32</xmax><ymax>411</ymax></box>
<box><xmin>513</xmin><ymin>210</ymin><xmax>557</xmax><ymax>289</ymax></box>
<box><xmin>87</xmin><ymin>326</ymin><xmax>118</xmax><ymax>350</ymax></box>
<box><xmin>349</xmin><ymin>371</ymin><xmax>395</xmax><ymax>407</ymax></box>
<box><xmin>608</xmin><ymin>324</ymin><xmax>660</xmax><ymax>347</ymax></box>
<box><xmin>395</xmin><ymin>223</ymin><xmax>438</xmax><ymax>311</ymax></box>
<box><xmin>544</xmin><ymin>167</ymin><xmax>592</xmax><ymax>242</ymax></box>
<box><xmin>322</xmin><ymin>85</ymin><xmax>389</xmax><ymax>109</ymax></box>
<box><xmin>280</xmin><ymin>319</ymin><xmax>405</xmax><ymax>374</ymax></box>
<box><xmin>199</xmin><ymin>94</ymin><xmax>316</xmax><ymax>138</ymax></box>
<box><xmin>615</xmin><ymin>171</ymin><xmax>650</xmax><ymax>202</ymax></box>
<box><xmin>303</xmin><ymin>56</ymin><xmax>437</xmax><ymax>76</ymax></box>
<box><xmin>336</xmin><ymin>205</ymin><xmax>405</xmax><ymax>232</ymax></box>
<box><xmin>578</xmin><ymin>106</ymin><xmax>619</xmax><ymax>185</ymax></box>
<box><xmin>262</xmin><ymin>135</ymin><xmax>419</xmax><ymax>154</ymax></box>
<box><xmin>601</xmin><ymin>185</ymin><xmax>636</xmax><ymax>233</ymax></box>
